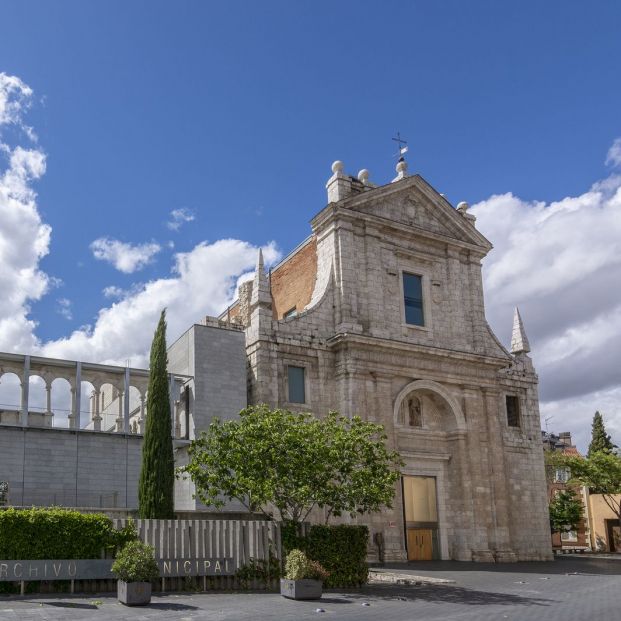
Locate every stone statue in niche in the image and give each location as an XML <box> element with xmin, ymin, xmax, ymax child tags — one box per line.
<box><xmin>402</xmin><ymin>394</ymin><xmax>422</xmax><ymax>427</ymax></box>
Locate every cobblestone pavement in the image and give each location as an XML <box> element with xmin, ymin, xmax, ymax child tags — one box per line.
<box><xmin>0</xmin><ymin>557</ymin><xmax>618</xmax><ymax>621</ymax></box>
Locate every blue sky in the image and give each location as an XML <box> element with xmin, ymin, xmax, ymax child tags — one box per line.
<box><xmin>1</xmin><ymin>0</ymin><xmax>621</xmax><ymax>449</ymax></box>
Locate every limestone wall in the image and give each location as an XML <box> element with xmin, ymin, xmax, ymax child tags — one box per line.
<box><xmin>244</xmin><ymin>173</ymin><xmax>553</xmax><ymax>562</ymax></box>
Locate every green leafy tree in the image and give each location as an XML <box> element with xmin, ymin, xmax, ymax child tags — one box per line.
<box><xmin>549</xmin><ymin>490</ymin><xmax>583</xmax><ymax>534</ymax></box>
<box><xmin>138</xmin><ymin>310</ymin><xmax>175</xmax><ymax>518</ymax></box>
<box><xmin>556</xmin><ymin>451</ymin><xmax>621</xmax><ymax>523</ymax></box>
<box><xmin>180</xmin><ymin>405</ymin><xmax>403</xmax><ymax>523</ymax></box>
<box><xmin>588</xmin><ymin>411</ymin><xmax>614</xmax><ymax>457</ymax></box>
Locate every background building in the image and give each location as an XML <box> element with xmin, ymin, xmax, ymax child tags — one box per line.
<box><xmin>542</xmin><ymin>430</ymin><xmax>590</xmax><ymax>551</ymax></box>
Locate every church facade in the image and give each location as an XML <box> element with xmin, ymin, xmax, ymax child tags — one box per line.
<box><xmin>222</xmin><ymin>159</ymin><xmax>552</xmax><ymax>562</ymax></box>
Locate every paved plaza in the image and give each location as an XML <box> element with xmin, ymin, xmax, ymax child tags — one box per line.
<box><xmin>0</xmin><ymin>557</ymin><xmax>619</xmax><ymax>621</ymax></box>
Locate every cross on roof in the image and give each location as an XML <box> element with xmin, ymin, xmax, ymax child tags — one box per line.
<box><xmin>392</xmin><ymin>132</ymin><xmax>408</xmax><ymax>159</ymax></box>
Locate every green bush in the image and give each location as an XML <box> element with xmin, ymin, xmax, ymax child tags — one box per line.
<box><xmin>111</xmin><ymin>541</ymin><xmax>160</xmax><ymax>583</ymax></box>
<box><xmin>235</xmin><ymin>554</ymin><xmax>281</xmax><ymax>588</ymax></box>
<box><xmin>284</xmin><ymin>549</ymin><xmax>329</xmax><ymax>582</ymax></box>
<box><xmin>284</xmin><ymin>549</ymin><xmax>309</xmax><ymax>580</ymax></box>
<box><xmin>282</xmin><ymin>523</ymin><xmax>368</xmax><ymax>588</ymax></box>
<box><xmin>0</xmin><ymin>508</ymin><xmax>136</xmax><ymax>560</ymax></box>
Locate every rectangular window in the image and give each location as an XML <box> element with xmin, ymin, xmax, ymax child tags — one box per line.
<box><xmin>506</xmin><ymin>395</ymin><xmax>520</xmax><ymax>427</ymax></box>
<box><xmin>561</xmin><ymin>530</ymin><xmax>578</xmax><ymax>542</ymax></box>
<box><xmin>287</xmin><ymin>366</ymin><xmax>306</xmax><ymax>404</ymax></box>
<box><xmin>555</xmin><ymin>468</ymin><xmax>570</xmax><ymax>483</ymax></box>
<box><xmin>403</xmin><ymin>273</ymin><xmax>424</xmax><ymax>326</ymax></box>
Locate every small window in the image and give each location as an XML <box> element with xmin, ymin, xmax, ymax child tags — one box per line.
<box><xmin>561</xmin><ymin>530</ymin><xmax>578</xmax><ymax>542</ymax></box>
<box><xmin>555</xmin><ymin>468</ymin><xmax>570</xmax><ymax>484</ymax></box>
<box><xmin>283</xmin><ymin>307</ymin><xmax>297</xmax><ymax>319</ymax></box>
<box><xmin>287</xmin><ymin>366</ymin><xmax>306</xmax><ymax>404</ymax></box>
<box><xmin>506</xmin><ymin>395</ymin><xmax>520</xmax><ymax>427</ymax></box>
<box><xmin>403</xmin><ymin>273</ymin><xmax>424</xmax><ymax>326</ymax></box>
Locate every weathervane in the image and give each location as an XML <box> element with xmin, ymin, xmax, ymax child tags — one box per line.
<box><xmin>392</xmin><ymin>132</ymin><xmax>408</xmax><ymax>160</ymax></box>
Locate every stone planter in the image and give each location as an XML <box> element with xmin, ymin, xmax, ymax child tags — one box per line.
<box><xmin>280</xmin><ymin>578</ymin><xmax>322</xmax><ymax>600</ymax></box>
<box><xmin>117</xmin><ymin>580</ymin><xmax>152</xmax><ymax>606</ymax></box>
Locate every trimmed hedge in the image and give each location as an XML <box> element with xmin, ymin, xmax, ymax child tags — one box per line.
<box><xmin>282</xmin><ymin>523</ymin><xmax>369</xmax><ymax>588</ymax></box>
<box><xmin>0</xmin><ymin>507</ymin><xmax>135</xmax><ymax>560</ymax></box>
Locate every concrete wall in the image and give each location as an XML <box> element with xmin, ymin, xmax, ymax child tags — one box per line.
<box><xmin>168</xmin><ymin>322</ymin><xmax>247</xmax><ymax>511</ymax></box>
<box><xmin>0</xmin><ymin>425</ymin><xmax>142</xmax><ymax>508</ymax></box>
<box><xmin>168</xmin><ymin>322</ymin><xmax>246</xmax><ymax>433</ymax></box>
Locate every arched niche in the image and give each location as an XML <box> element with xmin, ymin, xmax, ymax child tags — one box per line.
<box><xmin>393</xmin><ymin>379</ymin><xmax>466</xmax><ymax>432</ymax></box>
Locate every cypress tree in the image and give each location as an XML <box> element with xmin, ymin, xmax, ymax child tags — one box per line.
<box><xmin>138</xmin><ymin>309</ymin><xmax>175</xmax><ymax>518</ymax></box>
<box><xmin>587</xmin><ymin>411</ymin><xmax>614</xmax><ymax>457</ymax></box>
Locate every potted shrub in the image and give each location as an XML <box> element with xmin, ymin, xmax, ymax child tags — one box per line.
<box><xmin>111</xmin><ymin>540</ymin><xmax>160</xmax><ymax>606</ymax></box>
<box><xmin>280</xmin><ymin>549</ymin><xmax>329</xmax><ymax>600</ymax></box>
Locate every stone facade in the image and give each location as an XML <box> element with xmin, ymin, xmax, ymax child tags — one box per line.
<box><xmin>229</xmin><ymin>161</ymin><xmax>552</xmax><ymax>562</ymax></box>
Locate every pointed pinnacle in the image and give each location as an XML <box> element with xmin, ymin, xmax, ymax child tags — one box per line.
<box><xmin>511</xmin><ymin>307</ymin><xmax>531</xmax><ymax>354</ymax></box>
<box><xmin>256</xmin><ymin>247</ymin><xmax>264</xmax><ymax>272</ymax></box>
<box><xmin>250</xmin><ymin>247</ymin><xmax>272</xmax><ymax>308</ymax></box>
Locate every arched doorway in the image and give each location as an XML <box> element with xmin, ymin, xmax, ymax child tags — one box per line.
<box><xmin>393</xmin><ymin>380</ymin><xmax>466</xmax><ymax>560</ymax></box>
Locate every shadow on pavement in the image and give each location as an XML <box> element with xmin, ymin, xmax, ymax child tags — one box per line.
<box><xmin>317</xmin><ymin>596</ymin><xmax>355</xmax><ymax>604</ymax></box>
<box><xmin>378</xmin><ymin>557</ymin><xmax>621</xmax><ymax>576</ymax></box>
<box><xmin>348</xmin><ymin>584</ymin><xmax>553</xmax><ymax>607</ymax></box>
<box><xmin>144</xmin><ymin>602</ymin><xmax>201</xmax><ymax>610</ymax></box>
<box><xmin>42</xmin><ymin>601</ymin><xmax>99</xmax><ymax>610</ymax></box>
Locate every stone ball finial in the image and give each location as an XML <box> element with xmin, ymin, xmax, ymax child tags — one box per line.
<box><xmin>357</xmin><ymin>169</ymin><xmax>369</xmax><ymax>183</ymax></box>
<box><xmin>396</xmin><ymin>159</ymin><xmax>408</xmax><ymax>174</ymax></box>
<box><xmin>457</xmin><ymin>201</ymin><xmax>469</xmax><ymax>213</ymax></box>
<box><xmin>331</xmin><ymin>160</ymin><xmax>344</xmax><ymax>174</ymax></box>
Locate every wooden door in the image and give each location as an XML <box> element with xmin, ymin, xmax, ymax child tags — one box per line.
<box><xmin>407</xmin><ymin>528</ymin><xmax>433</xmax><ymax>561</ymax></box>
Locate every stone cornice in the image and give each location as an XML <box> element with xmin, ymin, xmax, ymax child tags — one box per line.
<box><xmin>327</xmin><ymin>332</ymin><xmax>512</xmax><ymax>369</ymax></box>
<box><xmin>399</xmin><ymin>450</ymin><xmax>453</xmax><ymax>461</ymax></box>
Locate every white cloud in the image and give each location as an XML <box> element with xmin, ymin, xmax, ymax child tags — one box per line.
<box><xmin>41</xmin><ymin>239</ymin><xmax>280</xmax><ymax>367</ymax></box>
<box><xmin>606</xmin><ymin>138</ymin><xmax>621</xmax><ymax>168</ymax></box>
<box><xmin>0</xmin><ymin>73</ymin><xmax>33</xmax><ymax>128</ymax></box>
<box><xmin>0</xmin><ymin>79</ymin><xmax>281</xmax><ymax>370</ymax></box>
<box><xmin>102</xmin><ymin>285</ymin><xmax>125</xmax><ymax>299</ymax></box>
<box><xmin>0</xmin><ymin>74</ymin><xmax>49</xmax><ymax>353</ymax></box>
<box><xmin>472</xmin><ymin>146</ymin><xmax>621</xmax><ymax>452</ymax></box>
<box><xmin>90</xmin><ymin>238</ymin><xmax>161</xmax><ymax>273</ymax></box>
<box><xmin>541</xmin><ymin>387</ymin><xmax>621</xmax><ymax>454</ymax></box>
<box><xmin>166</xmin><ymin>207</ymin><xmax>195</xmax><ymax>231</ymax></box>
<box><xmin>56</xmin><ymin>298</ymin><xmax>72</xmax><ymax>321</ymax></box>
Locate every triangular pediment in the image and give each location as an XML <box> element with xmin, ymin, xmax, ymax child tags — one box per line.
<box><xmin>342</xmin><ymin>175</ymin><xmax>492</xmax><ymax>251</ymax></box>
